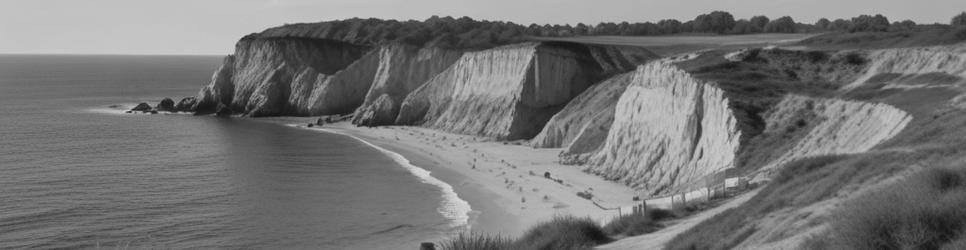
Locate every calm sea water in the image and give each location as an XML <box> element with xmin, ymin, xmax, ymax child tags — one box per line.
<box><xmin>0</xmin><ymin>55</ymin><xmax>462</xmax><ymax>249</ymax></box>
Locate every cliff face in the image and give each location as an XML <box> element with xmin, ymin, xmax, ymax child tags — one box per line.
<box><xmin>194</xmin><ymin>38</ymin><xmax>372</xmax><ymax>116</ymax></box>
<box><xmin>844</xmin><ymin>43</ymin><xmax>966</xmax><ymax>90</ymax></box>
<box><xmin>585</xmin><ymin>62</ymin><xmax>742</xmax><ymax>195</ymax></box>
<box><xmin>394</xmin><ymin>42</ymin><xmax>647</xmax><ymax>140</ymax></box>
<box><xmin>530</xmin><ymin>72</ymin><xmax>634</xmax><ymax>150</ymax></box>
<box><xmin>756</xmin><ymin>95</ymin><xmax>912</xmax><ymax>175</ymax></box>
<box><xmin>351</xmin><ymin>44</ymin><xmax>462</xmax><ymax>126</ymax></box>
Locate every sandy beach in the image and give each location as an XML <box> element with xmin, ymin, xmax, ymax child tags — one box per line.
<box><xmin>296</xmin><ymin>121</ymin><xmax>639</xmax><ymax>236</ymax></box>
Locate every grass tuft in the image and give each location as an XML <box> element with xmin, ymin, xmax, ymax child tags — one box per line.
<box><xmin>602</xmin><ymin>208</ymin><xmax>676</xmax><ymax>237</ymax></box>
<box><xmin>515</xmin><ymin>216</ymin><xmax>611</xmax><ymax>250</ymax></box>
<box><xmin>437</xmin><ymin>216</ymin><xmax>610</xmax><ymax>250</ymax></box>
<box><xmin>437</xmin><ymin>233</ymin><xmax>512</xmax><ymax>250</ymax></box>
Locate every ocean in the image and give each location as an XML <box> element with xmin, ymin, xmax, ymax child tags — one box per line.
<box><xmin>0</xmin><ymin>55</ymin><xmax>467</xmax><ymax>249</ymax></box>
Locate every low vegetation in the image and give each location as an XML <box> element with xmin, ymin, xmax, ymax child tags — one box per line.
<box><xmin>665</xmin><ymin>155</ymin><xmax>881</xmax><ymax>250</ymax></box>
<box><xmin>439</xmin><ymin>211</ymin><xmax>683</xmax><ymax>250</ymax></box>
<box><xmin>246</xmin><ymin>11</ymin><xmax>966</xmax><ymax>50</ymax></box>
<box><xmin>806</xmin><ymin>167</ymin><xmax>966</xmax><ymax>250</ymax></box>
<box><xmin>798</xmin><ymin>25</ymin><xmax>966</xmax><ymax>50</ymax></box>
<box><xmin>437</xmin><ymin>233</ymin><xmax>513</xmax><ymax>250</ymax></box>
<box><xmin>603</xmin><ymin>208</ymin><xmax>677</xmax><ymax>237</ymax></box>
<box><xmin>438</xmin><ymin>216</ymin><xmax>610</xmax><ymax>250</ymax></box>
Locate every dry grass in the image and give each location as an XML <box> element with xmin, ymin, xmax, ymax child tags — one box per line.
<box><xmin>809</xmin><ymin>167</ymin><xmax>966</xmax><ymax>250</ymax></box>
<box><xmin>797</xmin><ymin>26</ymin><xmax>966</xmax><ymax>51</ymax></box>
<box><xmin>602</xmin><ymin>208</ymin><xmax>676</xmax><ymax>237</ymax></box>
<box><xmin>537</xmin><ymin>33</ymin><xmax>815</xmax><ymax>56</ymax></box>
<box><xmin>438</xmin><ymin>233</ymin><xmax>513</xmax><ymax>250</ymax></box>
<box><xmin>438</xmin><ymin>216</ymin><xmax>611</xmax><ymax>250</ymax></box>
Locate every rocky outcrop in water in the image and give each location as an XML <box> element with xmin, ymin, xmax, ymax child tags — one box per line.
<box><xmin>175</xmin><ymin>97</ymin><xmax>197</xmax><ymax>112</ymax></box>
<box><xmin>131</xmin><ymin>103</ymin><xmax>153</xmax><ymax>112</ymax></box>
<box><xmin>155</xmin><ymin>98</ymin><xmax>175</xmax><ymax>112</ymax></box>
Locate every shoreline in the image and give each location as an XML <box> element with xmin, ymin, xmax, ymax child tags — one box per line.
<box><xmin>293</xmin><ymin>120</ymin><xmax>639</xmax><ymax>237</ymax></box>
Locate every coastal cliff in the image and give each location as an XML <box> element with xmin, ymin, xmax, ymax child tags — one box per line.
<box><xmin>584</xmin><ymin>62</ymin><xmax>742</xmax><ymax>195</ymax></box>
<box><xmin>194</xmin><ymin>37</ymin><xmax>371</xmax><ymax>116</ymax></box>
<box><xmin>397</xmin><ymin>43</ymin><xmax>652</xmax><ymax>140</ymax></box>
<box><xmin>530</xmin><ymin>72</ymin><xmax>634</xmax><ymax>155</ymax></box>
<box><xmin>352</xmin><ymin>44</ymin><xmax>462</xmax><ymax>126</ymax></box>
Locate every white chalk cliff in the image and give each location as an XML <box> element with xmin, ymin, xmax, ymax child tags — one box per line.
<box><xmin>585</xmin><ymin>62</ymin><xmax>742</xmax><ymax>195</ymax></box>
<box><xmin>531</xmin><ymin>72</ymin><xmax>635</xmax><ymax>163</ymax></box>
<box><xmin>756</xmin><ymin>96</ymin><xmax>912</xmax><ymax>175</ymax></box>
<box><xmin>398</xmin><ymin>43</ymin><xmax>644</xmax><ymax>140</ymax></box>
<box><xmin>844</xmin><ymin>43</ymin><xmax>966</xmax><ymax>90</ymax></box>
<box><xmin>195</xmin><ymin>38</ymin><xmax>373</xmax><ymax>116</ymax></box>
<box><xmin>352</xmin><ymin>44</ymin><xmax>462</xmax><ymax>126</ymax></box>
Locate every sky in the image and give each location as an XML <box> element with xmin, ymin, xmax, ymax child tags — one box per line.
<box><xmin>1</xmin><ymin>0</ymin><xmax>964</xmax><ymax>55</ymax></box>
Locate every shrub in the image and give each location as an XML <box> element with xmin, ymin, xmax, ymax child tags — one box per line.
<box><xmin>826</xmin><ymin>167</ymin><xmax>966</xmax><ymax>249</ymax></box>
<box><xmin>437</xmin><ymin>233</ymin><xmax>512</xmax><ymax>250</ymax></box>
<box><xmin>952</xmin><ymin>11</ymin><xmax>966</xmax><ymax>26</ymax></box>
<box><xmin>438</xmin><ymin>216</ymin><xmax>610</xmax><ymax>250</ymax></box>
<box><xmin>515</xmin><ymin>216</ymin><xmax>611</xmax><ymax>250</ymax></box>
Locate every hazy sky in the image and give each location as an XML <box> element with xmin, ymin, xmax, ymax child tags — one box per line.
<box><xmin>2</xmin><ymin>0</ymin><xmax>964</xmax><ymax>55</ymax></box>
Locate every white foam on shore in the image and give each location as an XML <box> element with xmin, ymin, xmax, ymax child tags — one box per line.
<box><xmin>297</xmin><ymin>125</ymin><xmax>473</xmax><ymax>231</ymax></box>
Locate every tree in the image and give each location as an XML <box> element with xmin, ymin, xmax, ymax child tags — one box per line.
<box><xmin>830</xmin><ymin>18</ymin><xmax>851</xmax><ymax>31</ymax></box>
<box><xmin>575</xmin><ymin>23</ymin><xmax>589</xmax><ymax>36</ymax></box>
<box><xmin>732</xmin><ymin>19</ymin><xmax>755</xmax><ymax>34</ymax></box>
<box><xmin>815</xmin><ymin>18</ymin><xmax>831</xmax><ymax>30</ymax></box>
<box><xmin>595</xmin><ymin>22</ymin><xmax>619</xmax><ymax>35</ymax></box>
<box><xmin>657</xmin><ymin>19</ymin><xmax>682</xmax><ymax>34</ymax></box>
<box><xmin>749</xmin><ymin>16</ymin><xmax>770</xmax><ymax>32</ymax></box>
<box><xmin>764</xmin><ymin>16</ymin><xmax>797</xmax><ymax>33</ymax></box>
<box><xmin>890</xmin><ymin>20</ymin><xmax>917</xmax><ymax>31</ymax></box>
<box><xmin>693</xmin><ymin>11</ymin><xmax>736</xmax><ymax>34</ymax></box>
<box><xmin>953</xmin><ymin>11</ymin><xmax>966</xmax><ymax>26</ymax></box>
<box><xmin>849</xmin><ymin>14</ymin><xmax>890</xmax><ymax>32</ymax></box>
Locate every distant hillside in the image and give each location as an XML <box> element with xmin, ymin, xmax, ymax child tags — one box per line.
<box><xmin>798</xmin><ymin>25</ymin><xmax>966</xmax><ymax>50</ymax></box>
<box><xmin>245</xmin><ymin>12</ymin><xmax>966</xmax><ymax>50</ymax></box>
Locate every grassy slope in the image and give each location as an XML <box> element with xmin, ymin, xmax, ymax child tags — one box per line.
<box><xmin>665</xmin><ymin>69</ymin><xmax>966</xmax><ymax>250</ymax></box>
<box><xmin>537</xmin><ymin>33</ymin><xmax>816</xmax><ymax>56</ymax></box>
<box><xmin>798</xmin><ymin>26</ymin><xmax>966</xmax><ymax>51</ymax></box>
